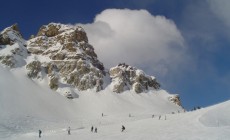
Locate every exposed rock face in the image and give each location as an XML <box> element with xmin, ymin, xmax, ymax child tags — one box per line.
<box><xmin>0</xmin><ymin>24</ymin><xmax>27</xmax><ymax>68</ymax></box>
<box><xmin>169</xmin><ymin>95</ymin><xmax>182</xmax><ymax>106</ymax></box>
<box><xmin>109</xmin><ymin>63</ymin><xmax>160</xmax><ymax>93</ymax></box>
<box><xmin>26</xmin><ymin>61</ymin><xmax>42</xmax><ymax>78</ymax></box>
<box><xmin>0</xmin><ymin>23</ymin><xmax>179</xmax><ymax>101</ymax></box>
<box><xmin>49</xmin><ymin>74</ymin><xmax>59</xmax><ymax>90</ymax></box>
<box><xmin>27</xmin><ymin>23</ymin><xmax>104</xmax><ymax>91</ymax></box>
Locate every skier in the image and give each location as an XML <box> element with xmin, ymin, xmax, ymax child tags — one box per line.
<box><xmin>102</xmin><ymin>113</ymin><xmax>103</xmax><ymax>117</ymax></box>
<box><xmin>152</xmin><ymin>114</ymin><xmax>154</xmax><ymax>118</ymax></box>
<box><xmin>39</xmin><ymin>130</ymin><xmax>42</xmax><ymax>138</ymax></box>
<box><xmin>67</xmin><ymin>126</ymin><xmax>71</xmax><ymax>135</ymax></box>
<box><xmin>91</xmin><ymin>126</ymin><xmax>94</xmax><ymax>132</ymax></box>
<box><xmin>165</xmin><ymin>115</ymin><xmax>166</xmax><ymax>120</ymax></box>
<box><xmin>159</xmin><ymin>115</ymin><xmax>161</xmax><ymax>120</ymax></box>
<box><xmin>129</xmin><ymin>113</ymin><xmax>131</xmax><ymax>117</ymax></box>
<box><xmin>95</xmin><ymin>127</ymin><xmax>97</xmax><ymax>133</ymax></box>
<box><xmin>121</xmin><ymin>125</ymin><xmax>125</xmax><ymax>132</ymax></box>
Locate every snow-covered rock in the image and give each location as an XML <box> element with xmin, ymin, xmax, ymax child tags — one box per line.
<box><xmin>0</xmin><ymin>24</ymin><xmax>27</xmax><ymax>68</ymax></box>
<box><xmin>109</xmin><ymin>63</ymin><xmax>160</xmax><ymax>93</ymax></box>
<box><xmin>168</xmin><ymin>94</ymin><xmax>182</xmax><ymax>106</ymax></box>
<box><xmin>27</xmin><ymin>23</ymin><xmax>105</xmax><ymax>92</ymax></box>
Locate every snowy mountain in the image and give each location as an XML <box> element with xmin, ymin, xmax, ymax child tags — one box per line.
<box><xmin>0</xmin><ymin>23</ymin><xmax>176</xmax><ymax>99</ymax></box>
<box><xmin>1</xmin><ymin>23</ymin><xmax>229</xmax><ymax>139</ymax></box>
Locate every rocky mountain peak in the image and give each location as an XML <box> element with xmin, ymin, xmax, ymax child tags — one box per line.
<box><xmin>36</xmin><ymin>23</ymin><xmax>88</xmax><ymax>42</ymax></box>
<box><xmin>26</xmin><ymin>23</ymin><xmax>104</xmax><ymax>92</ymax></box>
<box><xmin>0</xmin><ymin>23</ymin><xmax>23</xmax><ymax>45</ymax></box>
<box><xmin>27</xmin><ymin>23</ymin><xmax>99</xmax><ymax>62</ymax></box>
<box><xmin>0</xmin><ymin>24</ymin><xmax>27</xmax><ymax>68</ymax></box>
<box><xmin>109</xmin><ymin>63</ymin><xmax>160</xmax><ymax>93</ymax></box>
<box><xmin>0</xmin><ymin>23</ymin><xmax>181</xmax><ymax>105</ymax></box>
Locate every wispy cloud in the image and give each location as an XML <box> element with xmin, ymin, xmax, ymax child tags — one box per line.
<box><xmin>207</xmin><ymin>0</ymin><xmax>230</xmax><ymax>28</ymax></box>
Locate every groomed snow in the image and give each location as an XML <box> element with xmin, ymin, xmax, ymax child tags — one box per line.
<box><xmin>0</xmin><ymin>65</ymin><xmax>230</xmax><ymax>140</ymax></box>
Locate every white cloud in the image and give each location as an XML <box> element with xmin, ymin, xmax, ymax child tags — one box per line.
<box><xmin>207</xmin><ymin>0</ymin><xmax>230</xmax><ymax>28</ymax></box>
<box><xmin>78</xmin><ymin>9</ymin><xmax>187</xmax><ymax>77</ymax></box>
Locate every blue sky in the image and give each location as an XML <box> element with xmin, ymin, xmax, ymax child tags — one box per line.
<box><xmin>1</xmin><ymin>0</ymin><xmax>230</xmax><ymax>109</ymax></box>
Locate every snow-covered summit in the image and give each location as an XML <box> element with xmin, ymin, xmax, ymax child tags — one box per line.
<box><xmin>1</xmin><ymin>23</ymin><xmax>176</xmax><ymax>99</ymax></box>
<box><xmin>25</xmin><ymin>23</ymin><xmax>105</xmax><ymax>92</ymax></box>
<box><xmin>28</xmin><ymin>23</ymin><xmax>100</xmax><ymax>63</ymax></box>
<box><xmin>0</xmin><ymin>24</ymin><xmax>27</xmax><ymax>67</ymax></box>
<box><xmin>109</xmin><ymin>63</ymin><xmax>160</xmax><ymax>93</ymax></box>
<box><xmin>0</xmin><ymin>24</ymin><xmax>25</xmax><ymax>45</ymax></box>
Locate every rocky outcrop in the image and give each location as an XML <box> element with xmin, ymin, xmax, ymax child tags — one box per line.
<box><xmin>26</xmin><ymin>61</ymin><xmax>41</xmax><ymax>78</ymax></box>
<box><xmin>169</xmin><ymin>95</ymin><xmax>182</xmax><ymax>106</ymax></box>
<box><xmin>0</xmin><ymin>24</ymin><xmax>27</xmax><ymax>68</ymax></box>
<box><xmin>109</xmin><ymin>63</ymin><xmax>160</xmax><ymax>93</ymax></box>
<box><xmin>26</xmin><ymin>23</ymin><xmax>104</xmax><ymax>91</ymax></box>
<box><xmin>0</xmin><ymin>24</ymin><xmax>22</xmax><ymax>45</ymax></box>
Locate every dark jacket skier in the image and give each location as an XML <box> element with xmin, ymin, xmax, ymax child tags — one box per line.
<box><xmin>159</xmin><ymin>115</ymin><xmax>161</xmax><ymax>120</ymax></box>
<box><xmin>91</xmin><ymin>126</ymin><xmax>94</xmax><ymax>132</ymax></box>
<box><xmin>95</xmin><ymin>127</ymin><xmax>97</xmax><ymax>133</ymax></box>
<box><xmin>121</xmin><ymin>125</ymin><xmax>125</xmax><ymax>132</ymax></box>
<box><xmin>39</xmin><ymin>130</ymin><xmax>42</xmax><ymax>138</ymax></box>
<box><xmin>67</xmin><ymin>127</ymin><xmax>71</xmax><ymax>135</ymax></box>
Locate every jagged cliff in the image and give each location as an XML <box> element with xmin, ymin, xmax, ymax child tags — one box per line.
<box><xmin>0</xmin><ymin>23</ymin><xmax>181</xmax><ymax>106</ymax></box>
<box><xmin>26</xmin><ymin>23</ymin><xmax>104</xmax><ymax>91</ymax></box>
<box><xmin>109</xmin><ymin>63</ymin><xmax>160</xmax><ymax>93</ymax></box>
<box><xmin>0</xmin><ymin>24</ymin><xmax>27</xmax><ymax>68</ymax></box>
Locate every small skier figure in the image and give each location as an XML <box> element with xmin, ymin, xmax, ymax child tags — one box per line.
<box><xmin>129</xmin><ymin>113</ymin><xmax>131</xmax><ymax>117</ymax></box>
<box><xmin>91</xmin><ymin>126</ymin><xmax>94</xmax><ymax>132</ymax></box>
<box><xmin>102</xmin><ymin>113</ymin><xmax>103</xmax><ymax>117</ymax></box>
<box><xmin>165</xmin><ymin>115</ymin><xmax>166</xmax><ymax>120</ymax></box>
<box><xmin>67</xmin><ymin>126</ymin><xmax>71</xmax><ymax>135</ymax></box>
<box><xmin>159</xmin><ymin>115</ymin><xmax>161</xmax><ymax>120</ymax></box>
<box><xmin>152</xmin><ymin>114</ymin><xmax>154</xmax><ymax>118</ymax></box>
<box><xmin>39</xmin><ymin>130</ymin><xmax>42</xmax><ymax>138</ymax></box>
<box><xmin>94</xmin><ymin>127</ymin><xmax>97</xmax><ymax>133</ymax></box>
<box><xmin>121</xmin><ymin>125</ymin><xmax>125</xmax><ymax>132</ymax></box>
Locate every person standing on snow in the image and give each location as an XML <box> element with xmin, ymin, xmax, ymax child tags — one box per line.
<box><xmin>95</xmin><ymin>127</ymin><xmax>97</xmax><ymax>133</ymax></box>
<box><xmin>67</xmin><ymin>126</ymin><xmax>71</xmax><ymax>135</ymax></box>
<box><xmin>159</xmin><ymin>115</ymin><xmax>161</xmax><ymax>120</ymax></box>
<box><xmin>91</xmin><ymin>126</ymin><xmax>94</xmax><ymax>132</ymax></box>
<box><xmin>39</xmin><ymin>130</ymin><xmax>42</xmax><ymax>138</ymax></box>
<box><xmin>121</xmin><ymin>125</ymin><xmax>125</xmax><ymax>132</ymax></box>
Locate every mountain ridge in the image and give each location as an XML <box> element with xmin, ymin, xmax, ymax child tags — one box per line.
<box><xmin>0</xmin><ymin>23</ymin><xmax>181</xmax><ymax>106</ymax></box>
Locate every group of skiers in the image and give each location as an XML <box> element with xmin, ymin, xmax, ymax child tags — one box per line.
<box><xmin>37</xmin><ymin>112</ymin><xmax>174</xmax><ymax>138</ymax></box>
<box><xmin>38</xmin><ymin>113</ymin><xmax>175</xmax><ymax>138</ymax></box>
<box><xmin>91</xmin><ymin>126</ymin><xmax>97</xmax><ymax>133</ymax></box>
<box><xmin>38</xmin><ymin>125</ymin><xmax>126</xmax><ymax>138</ymax></box>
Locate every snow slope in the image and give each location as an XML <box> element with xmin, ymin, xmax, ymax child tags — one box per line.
<box><xmin>8</xmin><ymin>101</ymin><xmax>230</xmax><ymax>140</ymax></box>
<box><xmin>0</xmin><ymin>65</ymin><xmax>229</xmax><ymax>140</ymax></box>
<box><xmin>0</xmin><ymin>65</ymin><xmax>182</xmax><ymax>139</ymax></box>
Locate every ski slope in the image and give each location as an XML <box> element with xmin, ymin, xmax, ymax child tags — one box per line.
<box><xmin>0</xmin><ymin>65</ymin><xmax>230</xmax><ymax>140</ymax></box>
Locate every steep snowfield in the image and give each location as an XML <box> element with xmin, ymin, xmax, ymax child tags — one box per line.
<box><xmin>0</xmin><ymin>65</ymin><xmax>229</xmax><ymax>140</ymax></box>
